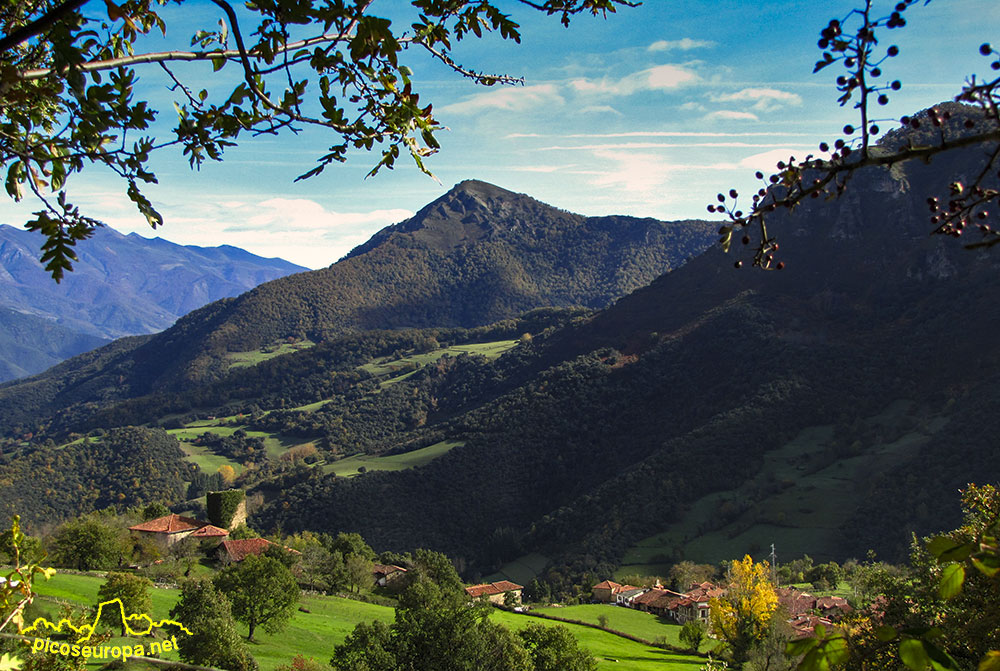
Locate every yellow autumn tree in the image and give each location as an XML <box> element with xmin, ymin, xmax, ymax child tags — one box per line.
<box><xmin>217</xmin><ymin>465</ymin><xmax>236</xmax><ymax>486</ymax></box>
<box><xmin>709</xmin><ymin>554</ymin><xmax>779</xmax><ymax>666</ymax></box>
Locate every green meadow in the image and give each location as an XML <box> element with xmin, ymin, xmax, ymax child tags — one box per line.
<box><xmin>323</xmin><ymin>440</ymin><xmax>464</xmax><ymax>477</ymax></box>
<box><xmin>27</xmin><ymin>572</ymin><xmax>706</xmax><ymax>671</ymax></box>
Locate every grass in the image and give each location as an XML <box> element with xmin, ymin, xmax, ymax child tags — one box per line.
<box><xmin>177</xmin><ymin>441</ymin><xmax>243</xmax><ymax>475</ymax></box>
<box><xmin>486</xmin><ymin>552</ymin><xmax>550</xmax><ymax>586</ymax></box>
<box><xmin>28</xmin><ymin>573</ymin><xmax>705</xmax><ymax>671</ymax></box>
<box><xmin>531</xmin><ymin>604</ymin><xmax>713</xmax><ymax>652</ymax></box>
<box><xmin>226</xmin><ymin>340</ymin><xmax>316</xmax><ymax>370</ymax></box>
<box><xmin>619</xmin><ymin>399</ymin><xmax>948</xmax><ymax>572</ymax></box>
<box><xmin>323</xmin><ymin>440</ymin><xmax>463</xmax><ymax>477</ymax></box>
<box><xmin>29</xmin><ymin>571</ymin><xmax>392</xmax><ymax>671</ymax></box>
<box><xmin>360</xmin><ymin>340</ymin><xmax>519</xmax><ymax>380</ymax></box>
<box><xmin>493</xmin><ymin>610</ymin><xmax>706</xmax><ymax>671</ymax></box>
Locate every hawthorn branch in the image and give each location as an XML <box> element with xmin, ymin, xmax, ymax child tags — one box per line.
<box><xmin>0</xmin><ymin>0</ymin><xmax>89</xmax><ymax>53</ymax></box>
<box><xmin>17</xmin><ymin>32</ymin><xmax>354</xmax><ymax>81</ymax></box>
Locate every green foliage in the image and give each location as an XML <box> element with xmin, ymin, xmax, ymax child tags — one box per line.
<box><xmin>331</xmin><ymin>578</ymin><xmax>554</xmax><ymax>671</ymax></box>
<box><xmin>207</xmin><ymin>489</ymin><xmax>246</xmax><ymax>530</ymax></box>
<box><xmin>792</xmin><ymin>485</ymin><xmax>1000</xmax><ymax>671</ymax></box>
<box><xmin>95</xmin><ymin>572</ymin><xmax>152</xmax><ymax>635</ymax></box>
<box><xmin>0</xmin><ymin>427</ymin><xmax>188</xmax><ymax>529</ymax></box>
<box><xmin>0</xmin><ymin>516</ymin><xmax>56</xmax><ymax>671</ymax></box>
<box><xmin>214</xmin><ymin>554</ymin><xmax>300</xmax><ymax>641</ymax></box>
<box><xmin>46</xmin><ymin>516</ymin><xmax>129</xmax><ymax>571</ymax></box>
<box><xmin>169</xmin><ymin>578</ymin><xmax>258</xmax><ymax>671</ymax></box>
<box><xmin>518</xmin><ymin>623</ymin><xmax>598</xmax><ymax>671</ymax></box>
<box><xmin>680</xmin><ymin>620</ymin><xmax>706</xmax><ymax>653</ymax></box>
<box><xmin>140</xmin><ymin>502</ymin><xmax>170</xmax><ymax>521</ymax></box>
<box><xmin>228</xmin><ymin>524</ymin><xmax>260</xmax><ymax>540</ymax></box>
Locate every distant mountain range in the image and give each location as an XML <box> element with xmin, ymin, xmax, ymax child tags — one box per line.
<box><xmin>0</xmin><ymin>224</ymin><xmax>306</xmax><ymax>381</ymax></box>
<box><xmin>0</xmin><ymin>180</ymin><xmax>716</xmax><ymax>398</ymax></box>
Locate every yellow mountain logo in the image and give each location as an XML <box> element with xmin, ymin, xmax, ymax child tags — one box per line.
<box><xmin>23</xmin><ymin>598</ymin><xmax>192</xmax><ymax>644</ymax></box>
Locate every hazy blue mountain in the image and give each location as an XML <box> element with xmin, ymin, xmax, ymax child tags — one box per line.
<box><xmin>0</xmin><ymin>224</ymin><xmax>307</xmax><ymax>381</ymax></box>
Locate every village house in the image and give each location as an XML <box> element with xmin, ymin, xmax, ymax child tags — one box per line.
<box><xmin>615</xmin><ymin>587</ymin><xmax>647</xmax><ymax>607</ymax></box>
<box><xmin>777</xmin><ymin>588</ymin><xmax>853</xmax><ymax>625</ymax></box>
<box><xmin>372</xmin><ymin>563</ymin><xmax>408</xmax><ymax>587</ymax></box>
<box><xmin>464</xmin><ymin>580</ymin><xmax>523</xmax><ymax>605</ymax></box>
<box><xmin>214</xmin><ymin>537</ymin><xmax>302</xmax><ymax>564</ymax></box>
<box><xmin>670</xmin><ymin>582</ymin><xmax>725</xmax><ymax>624</ymax></box>
<box><xmin>128</xmin><ymin>514</ymin><xmax>228</xmax><ymax>550</ymax></box>
<box><xmin>631</xmin><ymin>587</ymin><xmax>687</xmax><ymax>618</ymax></box>
<box><xmin>591</xmin><ymin>579</ymin><xmax>642</xmax><ymax>603</ymax></box>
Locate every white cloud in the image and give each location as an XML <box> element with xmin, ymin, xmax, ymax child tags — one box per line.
<box><xmin>579</xmin><ymin>105</ymin><xmax>623</xmax><ymax>116</ymax></box>
<box><xmin>648</xmin><ymin>38</ymin><xmax>715</xmax><ymax>51</ymax></box>
<box><xmin>571</xmin><ymin>64</ymin><xmax>698</xmax><ymax>96</ymax></box>
<box><xmin>738</xmin><ymin>148</ymin><xmax>809</xmax><ymax>173</ymax></box>
<box><xmin>711</xmin><ymin>88</ymin><xmax>803</xmax><ymax>112</ymax></box>
<box><xmin>38</xmin><ymin>191</ymin><xmax>413</xmax><ymax>269</ymax></box>
<box><xmin>438</xmin><ymin>84</ymin><xmax>564</xmax><ymax>115</ymax></box>
<box><xmin>705</xmin><ymin>110</ymin><xmax>760</xmax><ymax>121</ymax></box>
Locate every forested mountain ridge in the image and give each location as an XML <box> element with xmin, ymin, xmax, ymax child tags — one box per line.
<box><xmin>2</xmin><ymin>117</ymin><xmax>998</xmax><ymax>585</ymax></box>
<box><xmin>0</xmin><ymin>180</ymin><xmax>715</xmax><ymax>404</ymax></box>
<box><xmin>253</xmin><ymin>115</ymin><xmax>1000</xmax><ymax>576</ymax></box>
<box><xmin>0</xmin><ymin>224</ymin><xmax>306</xmax><ymax>382</ymax></box>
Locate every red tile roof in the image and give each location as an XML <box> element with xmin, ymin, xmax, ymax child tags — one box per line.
<box><xmin>218</xmin><ymin>538</ymin><xmax>274</xmax><ymax>562</ymax></box>
<box><xmin>464</xmin><ymin>581</ymin><xmax>524</xmax><ymax>598</ymax></box>
<box><xmin>190</xmin><ymin>524</ymin><xmax>229</xmax><ymax>538</ymax></box>
<box><xmin>128</xmin><ymin>514</ymin><xmax>206</xmax><ymax>534</ymax></box>
<box><xmin>593</xmin><ymin>580</ymin><xmax>622</xmax><ymax>591</ymax></box>
<box><xmin>372</xmin><ymin>564</ymin><xmax>407</xmax><ymax>576</ymax></box>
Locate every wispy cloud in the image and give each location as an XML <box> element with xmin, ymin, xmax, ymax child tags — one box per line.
<box><xmin>570</xmin><ymin>64</ymin><xmax>698</xmax><ymax>96</ymax></box>
<box><xmin>438</xmin><ymin>84</ymin><xmax>564</xmax><ymax>115</ymax></box>
<box><xmin>538</xmin><ymin>141</ymin><xmax>817</xmax><ymax>151</ymax></box>
<box><xmin>648</xmin><ymin>38</ymin><xmax>715</xmax><ymax>51</ymax></box>
<box><xmin>506</xmin><ymin>130</ymin><xmax>818</xmax><ymax>139</ymax></box>
<box><xmin>52</xmin><ymin>192</ymin><xmax>412</xmax><ymax>269</ymax></box>
<box><xmin>705</xmin><ymin>110</ymin><xmax>760</xmax><ymax>121</ymax></box>
<box><xmin>579</xmin><ymin>105</ymin><xmax>623</xmax><ymax>116</ymax></box>
<box><xmin>711</xmin><ymin>87</ymin><xmax>803</xmax><ymax>112</ymax></box>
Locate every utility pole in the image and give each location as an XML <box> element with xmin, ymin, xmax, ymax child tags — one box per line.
<box><xmin>770</xmin><ymin>544</ymin><xmax>778</xmax><ymax>586</ymax></box>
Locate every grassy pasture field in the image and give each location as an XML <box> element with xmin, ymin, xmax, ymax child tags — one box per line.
<box><xmin>493</xmin><ymin>610</ymin><xmax>706</xmax><ymax>671</ymax></box>
<box><xmin>486</xmin><ymin>552</ymin><xmax>551</xmax><ymax>586</ymax></box>
<box><xmin>530</xmin><ymin>603</ymin><xmax>713</xmax><ymax>652</ymax></box>
<box><xmin>225</xmin><ymin>340</ymin><xmax>317</xmax><ymax>369</ymax></box>
<box><xmin>360</xmin><ymin>340</ymin><xmax>519</xmax><ymax>379</ymax></box>
<box><xmin>27</xmin><ymin>572</ymin><xmax>704</xmax><ymax>671</ymax></box>
<box><xmin>618</xmin><ymin>400</ymin><xmax>948</xmax><ymax>575</ymax></box>
<box><xmin>323</xmin><ymin>440</ymin><xmax>464</xmax><ymax>477</ymax></box>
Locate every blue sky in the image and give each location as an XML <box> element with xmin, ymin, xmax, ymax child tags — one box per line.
<box><xmin>2</xmin><ymin>0</ymin><xmax>998</xmax><ymax>268</ymax></box>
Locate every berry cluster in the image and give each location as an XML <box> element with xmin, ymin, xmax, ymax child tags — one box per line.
<box><xmin>710</xmin><ymin>1</ymin><xmax>1000</xmax><ymax>267</ymax></box>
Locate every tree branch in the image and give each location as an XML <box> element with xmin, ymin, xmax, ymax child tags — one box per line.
<box><xmin>18</xmin><ymin>32</ymin><xmax>353</xmax><ymax>81</ymax></box>
<box><xmin>0</xmin><ymin>0</ymin><xmax>89</xmax><ymax>53</ymax></box>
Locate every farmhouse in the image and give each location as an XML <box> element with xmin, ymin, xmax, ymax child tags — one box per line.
<box><xmin>128</xmin><ymin>514</ymin><xmax>223</xmax><ymax>550</ymax></box>
<box><xmin>592</xmin><ymin>580</ymin><xmax>641</xmax><ymax>603</ymax></box>
<box><xmin>464</xmin><ymin>580</ymin><xmax>523</xmax><ymax>605</ymax></box>
<box><xmin>214</xmin><ymin>537</ymin><xmax>301</xmax><ymax>564</ymax></box>
<box><xmin>372</xmin><ymin>564</ymin><xmax>408</xmax><ymax>587</ymax></box>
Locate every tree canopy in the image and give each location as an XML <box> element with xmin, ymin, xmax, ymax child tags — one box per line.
<box><xmin>0</xmin><ymin>0</ymin><xmax>636</xmax><ymax>279</ymax></box>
